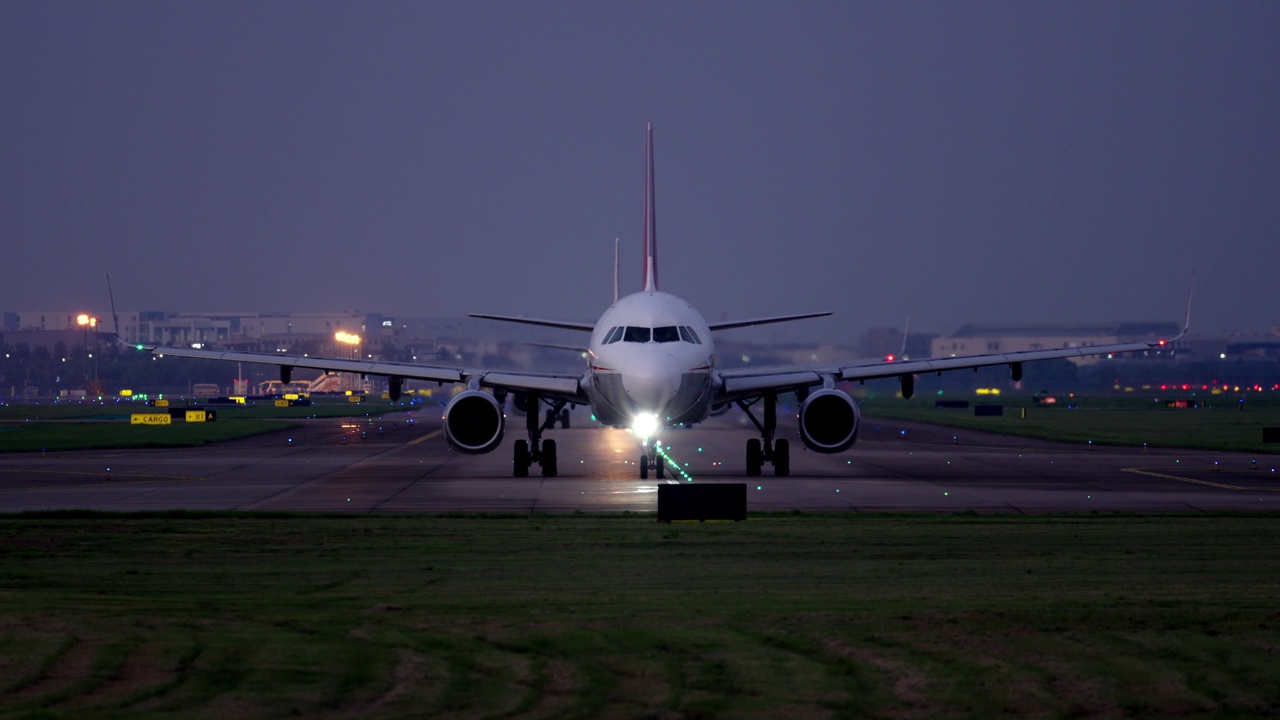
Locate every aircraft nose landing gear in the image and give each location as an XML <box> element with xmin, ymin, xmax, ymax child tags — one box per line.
<box><xmin>737</xmin><ymin>391</ymin><xmax>791</xmax><ymax>477</ymax></box>
<box><xmin>639</xmin><ymin>446</ymin><xmax>665</xmax><ymax>480</ymax></box>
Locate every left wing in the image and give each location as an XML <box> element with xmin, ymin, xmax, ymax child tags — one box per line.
<box><xmin>716</xmin><ymin>338</ymin><xmax>1169</xmax><ymax>400</ymax></box>
<box><xmin>718</xmin><ymin>273</ymin><xmax>1195</xmax><ymax>400</ymax></box>
<box><xmin>138</xmin><ymin>344</ymin><xmax>587</xmax><ymax>402</ymax></box>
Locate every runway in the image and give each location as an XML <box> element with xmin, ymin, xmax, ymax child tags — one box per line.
<box><xmin>1</xmin><ymin>409</ymin><xmax>1277</xmax><ymax>513</ymax></box>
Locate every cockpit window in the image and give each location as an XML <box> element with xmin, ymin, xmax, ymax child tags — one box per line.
<box><xmin>623</xmin><ymin>326</ymin><xmax>651</xmax><ymax>343</ymax></box>
<box><xmin>652</xmin><ymin>326</ymin><xmax>680</xmax><ymax>343</ymax></box>
<box><xmin>679</xmin><ymin>326</ymin><xmax>703</xmax><ymax>344</ymax></box>
<box><xmin>603</xmin><ymin>326</ymin><xmax>623</xmax><ymax>344</ymax></box>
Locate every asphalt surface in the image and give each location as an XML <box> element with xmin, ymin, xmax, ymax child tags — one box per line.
<box><xmin>1</xmin><ymin>408</ymin><xmax>1278</xmax><ymax>513</ymax></box>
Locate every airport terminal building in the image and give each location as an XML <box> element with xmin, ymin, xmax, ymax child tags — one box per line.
<box><xmin>4</xmin><ymin>309</ymin><xmax>1279</xmax><ymax>367</ymax></box>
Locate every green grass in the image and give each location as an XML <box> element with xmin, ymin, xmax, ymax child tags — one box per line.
<box><xmin>0</xmin><ymin>401</ymin><xmax>426</xmax><ymax>453</ymax></box>
<box><xmin>862</xmin><ymin>394</ymin><xmax>1280</xmax><ymax>453</ymax></box>
<box><xmin>0</xmin><ymin>401</ymin><xmax>420</xmax><ymax>422</ymax></box>
<box><xmin>0</xmin><ymin>419</ymin><xmax>304</xmax><ymax>453</ymax></box>
<box><xmin>0</xmin><ymin>513</ymin><xmax>1278</xmax><ymax>718</ymax></box>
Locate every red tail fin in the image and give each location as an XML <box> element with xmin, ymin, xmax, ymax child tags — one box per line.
<box><xmin>642</xmin><ymin>122</ymin><xmax>658</xmax><ymax>292</ymax></box>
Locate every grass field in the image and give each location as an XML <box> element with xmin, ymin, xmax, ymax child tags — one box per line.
<box><xmin>861</xmin><ymin>394</ymin><xmax>1280</xmax><ymax>454</ymax></box>
<box><xmin>0</xmin><ymin>401</ymin><xmax>418</xmax><ymax>422</ymax></box>
<box><xmin>1</xmin><ymin>512</ymin><xmax>1278</xmax><ymax>718</ymax></box>
<box><xmin>0</xmin><ymin>401</ymin><xmax>425</xmax><ymax>453</ymax></box>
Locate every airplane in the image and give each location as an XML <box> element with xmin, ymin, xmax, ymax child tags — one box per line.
<box><xmin>138</xmin><ymin>123</ymin><xmax>1191</xmax><ymax>479</ymax></box>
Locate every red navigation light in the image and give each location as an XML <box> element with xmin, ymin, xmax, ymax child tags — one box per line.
<box><xmin>885</xmin><ymin>354</ymin><xmax>896</xmax><ymax>362</ymax></box>
<box><xmin>1158</xmin><ymin>340</ymin><xmax>1166</xmax><ymax>346</ymax></box>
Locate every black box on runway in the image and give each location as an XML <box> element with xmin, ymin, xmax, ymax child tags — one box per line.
<box><xmin>974</xmin><ymin>405</ymin><xmax>1004</xmax><ymax>416</ymax></box>
<box><xmin>658</xmin><ymin>484</ymin><xmax>747</xmax><ymax>522</ymax></box>
<box><xmin>1264</xmin><ymin>427</ymin><xmax>1280</xmax><ymax>443</ymax></box>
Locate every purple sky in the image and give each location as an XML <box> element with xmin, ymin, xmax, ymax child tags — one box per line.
<box><xmin>3</xmin><ymin>1</ymin><xmax>1277</xmax><ymax>342</ymax></box>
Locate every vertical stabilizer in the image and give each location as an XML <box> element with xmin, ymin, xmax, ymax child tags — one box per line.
<box><xmin>642</xmin><ymin>122</ymin><xmax>658</xmax><ymax>292</ymax></box>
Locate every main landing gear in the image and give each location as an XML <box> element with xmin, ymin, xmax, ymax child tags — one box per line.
<box><xmin>512</xmin><ymin>392</ymin><xmax>569</xmax><ymax>478</ymax></box>
<box><xmin>736</xmin><ymin>391</ymin><xmax>790</xmax><ymax>477</ymax></box>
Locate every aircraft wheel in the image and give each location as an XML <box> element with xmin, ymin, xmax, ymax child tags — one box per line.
<box><xmin>541</xmin><ymin>439</ymin><xmax>558</xmax><ymax>477</ymax></box>
<box><xmin>656</xmin><ymin>459</ymin><xmax>665</xmax><ymax>480</ymax></box>
<box><xmin>513</xmin><ymin>440</ymin><xmax>530</xmax><ymax>478</ymax></box>
<box><xmin>774</xmin><ymin>438</ymin><xmax>790</xmax><ymax>477</ymax></box>
<box><xmin>746</xmin><ymin>439</ymin><xmax>762</xmax><ymax>477</ymax></box>
<box><xmin>639</xmin><ymin>454</ymin><xmax>649</xmax><ymax>480</ymax></box>
<box><xmin>560</xmin><ymin>408</ymin><xmax>571</xmax><ymax>428</ymax></box>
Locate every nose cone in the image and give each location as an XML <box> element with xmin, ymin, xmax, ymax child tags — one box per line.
<box><xmin>622</xmin><ymin>351</ymin><xmax>681</xmax><ymax>411</ymax></box>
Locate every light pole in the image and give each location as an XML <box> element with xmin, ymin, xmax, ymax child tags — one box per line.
<box><xmin>76</xmin><ymin>314</ymin><xmax>99</xmax><ymax>394</ymax></box>
<box><xmin>76</xmin><ymin>312</ymin><xmax>101</xmax><ymax>394</ymax></box>
<box><xmin>334</xmin><ymin>331</ymin><xmax>361</xmax><ymax>393</ymax></box>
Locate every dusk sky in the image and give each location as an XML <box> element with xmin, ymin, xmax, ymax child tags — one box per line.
<box><xmin>3</xmin><ymin>1</ymin><xmax>1277</xmax><ymax>343</ymax></box>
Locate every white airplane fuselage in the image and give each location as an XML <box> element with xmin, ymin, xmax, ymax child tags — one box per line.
<box><xmin>583</xmin><ymin>290</ymin><xmax>716</xmax><ymax>431</ymax></box>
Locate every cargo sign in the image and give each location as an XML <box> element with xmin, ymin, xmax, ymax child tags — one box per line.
<box><xmin>131</xmin><ymin>413</ymin><xmax>172</xmax><ymax>426</ymax></box>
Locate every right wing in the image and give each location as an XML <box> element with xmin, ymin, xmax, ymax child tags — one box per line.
<box><xmin>138</xmin><ymin>344</ymin><xmax>587</xmax><ymax>402</ymax></box>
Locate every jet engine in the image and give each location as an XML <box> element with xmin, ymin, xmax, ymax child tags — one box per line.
<box><xmin>442</xmin><ymin>390</ymin><xmax>505</xmax><ymax>454</ymax></box>
<box><xmin>797</xmin><ymin>388</ymin><xmax>860</xmax><ymax>453</ymax></box>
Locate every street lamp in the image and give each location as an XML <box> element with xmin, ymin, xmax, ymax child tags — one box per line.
<box><xmin>76</xmin><ymin>314</ymin><xmax>99</xmax><ymax>395</ymax></box>
<box><xmin>334</xmin><ymin>331</ymin><xmax>361</xmax><ymax>393</ymax></box>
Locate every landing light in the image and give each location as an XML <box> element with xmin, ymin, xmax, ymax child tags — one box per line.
<box><xmin>631</xmin><ymin>412</ymin><xmax>660</xmax><ymax>439</ymax></box>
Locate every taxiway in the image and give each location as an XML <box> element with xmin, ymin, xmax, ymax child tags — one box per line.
<box><xmin>0</xmin><ymin>410</ymin><xmax>1277</xmax><ymax>513</ymax></box>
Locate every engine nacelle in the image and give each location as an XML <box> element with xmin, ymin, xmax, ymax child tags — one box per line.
<box><xmin>442</xmin><ymin>390</ymin><xmax>505</xmax><ymax>454</ymax></box>
<box><xmin>797</xmin><ymin>388</ymin><xmax>860</xmax><ymax>454</ymax></box>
